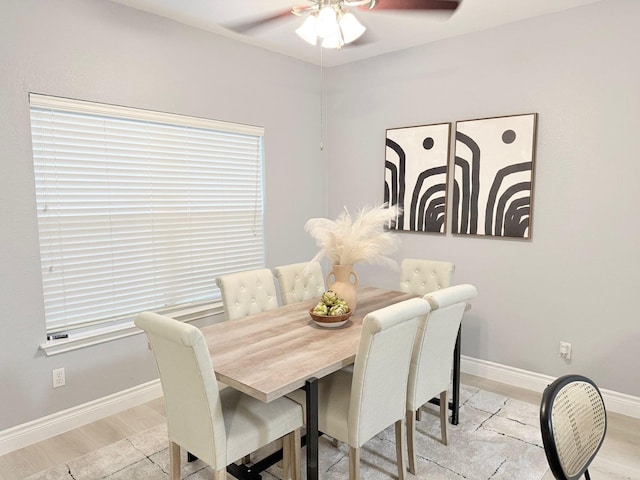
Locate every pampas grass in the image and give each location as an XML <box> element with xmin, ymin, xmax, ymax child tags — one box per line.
<box><xmin>305</xmin><ymin>204</ymin><xmax>401</xmax><ymax>269</ymax></box>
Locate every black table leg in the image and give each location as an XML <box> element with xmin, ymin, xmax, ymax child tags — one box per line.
<box><xmin>427</xmin><ymin>325</ymin><xmax>462</xmax><ymax>424</ymax></box>
<box><xmin>305</xmin><ymin>377</ymin><xmax>319</xmax><ymax>480</ymax></box>
<box><xmin>451</xmin><ymin>325</ymin><xmax>461</xmax><ymax>425</ymax></box>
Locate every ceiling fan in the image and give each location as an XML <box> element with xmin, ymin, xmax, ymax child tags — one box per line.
<box><xmin>227</xmin><ymin>0</ymin><xmax>462</xmax><ymax>50</ymax></box>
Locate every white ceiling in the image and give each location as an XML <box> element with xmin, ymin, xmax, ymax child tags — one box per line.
<box><xmin>109</xmin><ymin>0</ymin><xmax>602</xmax><ymax>67</ymax></box>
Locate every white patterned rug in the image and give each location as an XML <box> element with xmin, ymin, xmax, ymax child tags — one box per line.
<box><xmin>26</xmin><ymin>385</ymin><xmax>549</xmax><ymax>480</ymax></box>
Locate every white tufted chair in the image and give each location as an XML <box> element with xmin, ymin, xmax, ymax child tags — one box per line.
<box><xmin>399</xmin><ymin>258</ymin><xmax>455</xmax><ymax>295</ymax></box>
<box><xmin>405</xmin><ymin>284</ymin><xmax>478</xmax><ymax>474</ymax></box>
<box><xmin>273</xmin><ymin>261</ymin><xmax>325</xmax><ymax>305</ymax></box>
<box><xmin>288</xmin><ymin>297</ymin><xmax>430</xmax><ymax>480</ymax></box>
<box><xmin>215</xmin><ymin>268</ymin><xmax>279</xmax><ymax>321</ymax></box>
<box><xmin>135</xmin><ymin>311</ymin><xmax>303</xmax><ymax>480</ymax></box>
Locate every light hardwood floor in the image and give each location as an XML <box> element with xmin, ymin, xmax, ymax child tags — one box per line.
<box><xmin>0</xmin><ymin>398</ymin><xmax>166</xmax><ymax>480</ymax></box>
<box><xmin>462</xmin><ymin>374</ymin><xmax>640</xmax><ymax>480</ymax></box>
<box><xmin>1</xmin><ymin>374</ymin><xmax>638</xmax><ymax>479</ymax></box>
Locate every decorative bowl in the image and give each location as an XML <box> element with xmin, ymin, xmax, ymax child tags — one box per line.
<box><xmin>309</xmin><ymin>308</ymin><xmax>352</xmax><ymax>328</ymax></box>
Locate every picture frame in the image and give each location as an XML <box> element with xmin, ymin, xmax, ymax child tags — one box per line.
<box><xmin>452</xmin><ymin>113</ymin><xmax>538</xmax><ymax>238</ymax></box>
<box><xmin>384</xmin><ymin>122</ymin><xmax>452</xmax><ymax>233</ymax></box>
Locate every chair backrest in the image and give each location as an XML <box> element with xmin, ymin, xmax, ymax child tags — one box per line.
<box><xmin>215</xmin><ymin>268</ymin><xmax>279</xmax><ymax>321</ymax></box>
<box><xmin>273</xmin><ymin>261</ymin><xmax>325</xmax><ymax>305</ymax></box>
<box><xmin>407</xmin><ymin>284</ymin><xmax>478</xmax><ymax>411</ymax></box>
<box><xmin>135</xmin><ymin>311</ymin><xmax>226</xmax><ymax>468</ymax></box>
<box><xmin>348</xmin><ymin>297</ymin><xmax>430</xmax><ymax>447</ymax></box>
<box><xmin>399</xmin><ymin>258</ymin><xmax>455</xmax><ymax>296</ymax></box>
<box><xmin>540</xmin><ymin>374</ymin><xmax>607</xmax><ymax>480</ymax></box>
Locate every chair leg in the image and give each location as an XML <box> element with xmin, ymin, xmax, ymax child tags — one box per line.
<box><xmin>242</xmin><ymin>454</ymin><xmax>251</xmax><ymax>464</ymax></box>
<box><xmin>440</xmin><ymin>390</ymin><xmax>449</xmax><ymax>445</ymax></box>
<box><xmin>282</xmin><ymin>433</ymin><xmax>291</xmax><ymax>480</ymax></box>
<box><xmin>169</xmin><ymin>441</ymin><xmax>181</xmax><ymax>480</ymax></box>
<box><xmin>406</xmin><ymin>410</ymin><xmax>417</xmax><ymax>475</ymax></box>
<box><xmin>213</xmin><ymin>467</ymin><xmax>227</xmax><ymax>480</ymax></box>
<box><xmin>349</xmin><ymin>446</ymin><xmax>360</xmax><ymax>480</ymax></box>
<box><xmin>331</xmin><ymin>437</ymin><xmax>340</xmax><ymax>448</ymax></box>
<box><xmin>292</xmin><ymin>428</ymin><xmax>302</xmax><ymax>480</ymax></box>
<box><xmin>395</xmin><ymin>419</ymin><xmax>407</xmax><ymax>480</ymax></box>
<box><xmin>282</xmin><ymin>428</ymin><xmax>302</xmax><ymax>480</ymax></box>
<box><xmin>585</xmin><ymin>469</ymin><xmax>591</xmax><ymax>480</ymax></box>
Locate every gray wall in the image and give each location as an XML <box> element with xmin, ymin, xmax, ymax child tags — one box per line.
<box><xmin>324</xmin><ymin>0</ymin><xmax>640</xmax><ymax>396</ymax></box>
<box><xmin>1</xmin><ymin>0</ymin><xmax>638</xmax><ymax>432</ymax></box>
<box><xmin>0</xmin><ymin>0</ymin><xmax>325</xmax><ymax>430</ymax></box>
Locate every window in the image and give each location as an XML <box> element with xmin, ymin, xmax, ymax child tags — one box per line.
<box><xmin>30</xmin><ymin>94</ymin><xmax>265</xmax><ymax>335</ymax></box>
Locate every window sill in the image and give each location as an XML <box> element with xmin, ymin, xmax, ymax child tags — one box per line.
<box><xmin>40</xmin><ymin>302</ymin><xmax>223</xmax><ymax>356</ymax></box>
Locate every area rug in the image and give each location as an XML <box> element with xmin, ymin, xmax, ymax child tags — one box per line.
<box><xmin>26</xmin><ymin>384</ymin><xmax>549</xmax><ymax>480</ymax></box>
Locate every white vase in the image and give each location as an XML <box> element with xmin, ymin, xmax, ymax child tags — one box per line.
<box><xmin>326</xmin><ymin>264</ymin><xmax>359</xmax><ymax>312</ymax></box>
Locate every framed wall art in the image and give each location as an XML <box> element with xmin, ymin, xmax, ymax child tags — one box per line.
<box><xmin>452</xmin><ymin>113</ymin><xmax>538</xmax><ymax>239</ymax></box>
<box><xmin>384</xmin><ymin>122</ymin><xmax>451</xmax><ymax>233</ymax></box>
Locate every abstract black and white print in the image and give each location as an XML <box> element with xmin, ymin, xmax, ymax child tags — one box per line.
<box><xmin>385</xmin><ymin>123</ymin><xmax>451</xmax><ymax>233</ymax></box>
<box><xmin>453</xmin><ymin>113</ymin><xmax>537</xmax><ymax>238</ymax></box>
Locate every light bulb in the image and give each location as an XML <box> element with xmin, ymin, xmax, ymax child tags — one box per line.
<box><xmin>321</xmin><ymin>32</ymin><xmax>344</xmax><ymax>49</ymax></box>
<box><xmin>315</xmin><ymin>6</ymin><xmax>339</xmax><ymax>38</ymax></box>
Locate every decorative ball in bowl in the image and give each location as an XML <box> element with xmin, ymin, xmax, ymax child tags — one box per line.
<box><xmin>309</xmin><ymin>308</ymin><xmax>352</xmax><ymax>328</ymax></box>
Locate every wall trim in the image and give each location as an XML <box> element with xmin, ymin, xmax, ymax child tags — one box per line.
<box><xmin>461</xmin><ymin>355</ymin><xmax>640</xmax><ymax>419</ymax></box>
<box><xmin>0</xmin><ymin>379</ymin><xmax>162</xmax><ymax>456</ymax></box>
<box><xmin>2</xmin><ymin>357</ymin><xmax>639</xmax><ymax>456</ymax></box>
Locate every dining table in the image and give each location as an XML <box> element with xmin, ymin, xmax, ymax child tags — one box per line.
<box><xmin>200</xmin><ymin>285</ymin><xmax>464</xmax><ymax>480</ymax></box>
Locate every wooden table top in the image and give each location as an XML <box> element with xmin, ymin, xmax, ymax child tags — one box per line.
<box><xmin>202</xmin><ymin>286</ymin><xmax>416</xmax><ymax>402</ymax></box>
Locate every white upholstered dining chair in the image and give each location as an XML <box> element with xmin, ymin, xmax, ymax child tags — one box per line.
<box><xmin>214</xmin><ymin>268</ymin><xmax>286</xmax><ymax>464</ymax></box>
<box><xmin>288</xmin><ymin>297</ymin><xmax>430</xmax><ymax>480</ymax></box>
<box><xmin>273</xmin><ymin>261</ymin><xmax>325</xmax><ymax>305</ymax></box>
<box><xmin>399</xmin><ymin>258</ymin><xmax>457</xmax><ymax>423</ymax></box>
<box><xmin>135</xmin><ymin>311</ymin><xmax>303</xmax><ymax>480</ymax></box>
<box><xmin>399</xmin><ymin>258</ymin><xmax>455</xmax><ymax>296</ymax></box>
<box><xmin>405</xmin><ymin>284</ymin><xmax>478</xmax><ymax>474</ymax></box>
<box><xmin>215</xmin><ymin>268</ymin><xmax>279</xmax><ymax>321</ymax></box>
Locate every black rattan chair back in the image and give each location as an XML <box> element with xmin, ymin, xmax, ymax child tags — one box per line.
<box><xmin>540</xmin><ymin>374</ymin><xmax>607</xmax><ymax>480</ymax></box>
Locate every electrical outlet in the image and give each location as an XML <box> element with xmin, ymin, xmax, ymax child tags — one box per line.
<box><xmin>559</xmin><ymin>342</ymin><xmax>572</xmax><ymax>360</ymax></box>
<box><xmin>52</xmin><ymin>368</ymin><xmax>65</xmax><ymax>388</ymax></box>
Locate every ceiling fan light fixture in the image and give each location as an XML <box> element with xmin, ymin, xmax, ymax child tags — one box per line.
<box><xmin>295</xmin><ymin>2</ymin><xmax>367</xmax><ymax>50</ymax></box>
<box><xmin>296</xmin><ymin>15</ymin><xmax>318</xmax><ymax>45</ymax></box>
<box><xmin>338</xmin><ymin>11</ymin><xmax>366</xmax><ymax>44</ymax></box>
<box><xmin>321</xmin><ymin>31</ymin><xmax>345</xmax><ymax>49</ymax></box>
<box><xmin>315</xmin><ymin>6</ymin><xmax>339</xmax><ymax>38</ymax></box>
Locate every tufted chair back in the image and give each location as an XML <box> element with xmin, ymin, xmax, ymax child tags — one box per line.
<box><xmin>273</xmin><ymin>261</ymin><xmax>325</xmax><ymax>305</ymax></box>
<box><xmin>399</xmin><ymin>258</ymin><xmax>455</xmax><ymax>295</ymax></box>
<box><xmin>215</xmin><ymin>268</ymin><xmax>279</xmax><ymax>321</ymax></box>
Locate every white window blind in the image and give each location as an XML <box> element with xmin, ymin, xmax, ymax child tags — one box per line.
<box><xmin>29</xmin><ymin>94</ymin><xmax>265</xmax><ymax>333</ymax></box>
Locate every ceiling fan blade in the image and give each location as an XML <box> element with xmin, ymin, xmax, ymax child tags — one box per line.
<box><xmin>224</xmin><ymin>10</ymin><xmax>292</xmax><ymax>34</ymax></box>
<box><xmin>369</xmin><ymin>0</ymin><xmax>460</xmax><ymax>10</ymax></box>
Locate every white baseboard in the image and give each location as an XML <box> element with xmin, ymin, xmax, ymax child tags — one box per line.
<box><xmin>461</xmin><ymin>355</ymin><xmax>640</xmax><ymax>419</ymax></box>
<box><xmin>0</xmin><ymin>379</ymin><xmax>162</xmax><ymax>457</ymax></box>
<box><xmin>3</xmin><ymin>357</ymin><xmax>639</xmax><ymax>457</ymax></box>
